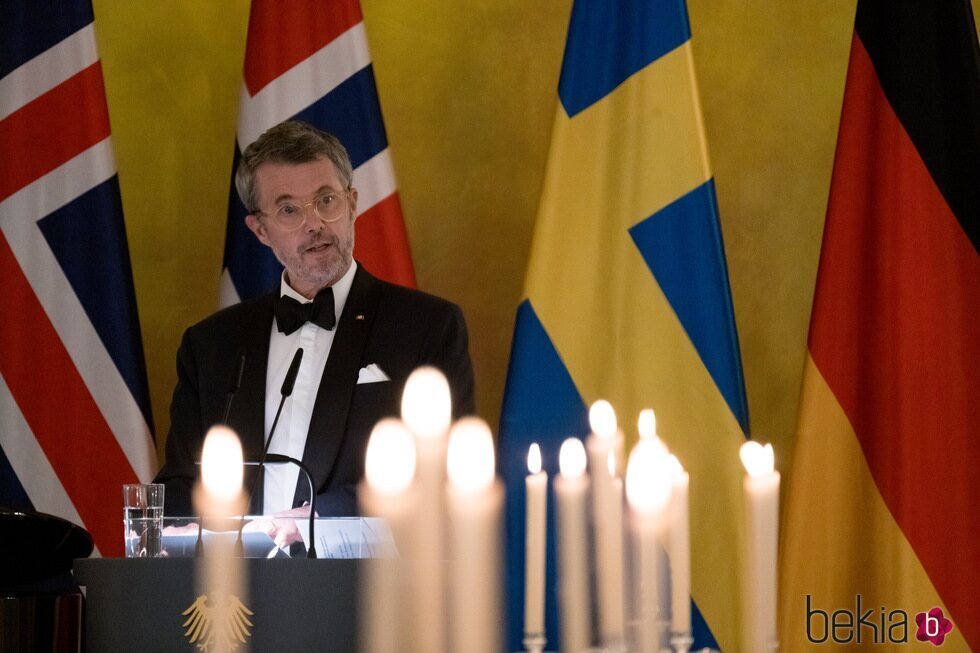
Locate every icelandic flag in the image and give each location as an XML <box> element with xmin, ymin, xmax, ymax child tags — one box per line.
<box><xmin>498</xmin><ymin>0</ymin><xmax>750</xmax><ymax>650</ymax></box>
<box><xmin>220</xmin><ymin>0</ymin><xmax>415</xmax><ymax>305</ymax></box>
<box><xmin>0</xmin><ymin>2</ymin><xmax>157</xmax><ymax>556</ymax></box>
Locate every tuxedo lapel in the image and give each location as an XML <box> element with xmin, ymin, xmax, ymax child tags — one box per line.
<box><xmin>294</xmin><ymin>266</ymin><xmax>382</xmax><ymax>505</ymax></box>
<box><xmin>228</xmin><ymin>294</ymin><xmax>274</xmax><ymax>512</ymax></box>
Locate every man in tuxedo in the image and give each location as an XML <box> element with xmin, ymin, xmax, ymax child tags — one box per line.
<box><xmin>154</xmin><ymin>120</ymin><xmax>474</xmax><ymax>528</ymax></box>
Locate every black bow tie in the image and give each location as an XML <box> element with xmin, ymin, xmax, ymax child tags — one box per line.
<box><xmin>275</xmin><ymin>287</ymin><xmax>336</xmax><ymax>335</ymax></box>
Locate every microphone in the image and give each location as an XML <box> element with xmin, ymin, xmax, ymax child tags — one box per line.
<box><xmin>221</xmin><ymin>353</ymin><xmax>247</xmax><ymax>423</ymax></box>
<box><xmin>279</xmin><ymin>348</ymin><xmax>303</xmax><ymax>398</ymax></box>
<box><xmin>243</xmin><ymin>455</ymin><xmax>318</xmax><ymax>558</ymax></box>
<box><xmin>198</xmin><ymin>353</ymin><xmax>247</xmax><ymax>557</ymax></box>
<box><xmin>235</xmin><ymin>348</ymin><xmax>304</xmax><ymax>555</ymax></box>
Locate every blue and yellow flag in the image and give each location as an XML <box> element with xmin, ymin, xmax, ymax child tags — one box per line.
<box><xmin>499</xmin><ymin>1</ymin><xmax>750</xmax><ymax>650</ymax></box>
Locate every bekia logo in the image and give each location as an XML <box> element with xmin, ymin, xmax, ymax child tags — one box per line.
<box><xmin>806</xmin><ymin>595</ymin><xmax>955</xmax><ymax>646</ymax></box>
<box><xmin>915</xmin><ymin>608</ymin><xmax>953</xmax><ymax>646</ymax></box>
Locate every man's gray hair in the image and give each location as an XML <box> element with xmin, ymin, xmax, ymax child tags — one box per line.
<box><xmin>235</xmin><ymin>120</ymin><xmax>354</xmax><ymax>213</ymax></box>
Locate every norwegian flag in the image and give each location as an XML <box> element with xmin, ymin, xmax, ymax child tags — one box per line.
<box><xmin>220</xmin><ymin>0</ymin><xmax>416</xmax><ymax>305</ymax></box>
<box><xmin>0</xmin><ymin>3</ymin><xmax>156</xmax><ymax>556</ymax></box>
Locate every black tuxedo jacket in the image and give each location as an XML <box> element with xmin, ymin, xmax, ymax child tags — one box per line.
<box><xmin>154</xmin><ymin>265</ymin><xmax>475</xmax><ymax>517</ymax></box>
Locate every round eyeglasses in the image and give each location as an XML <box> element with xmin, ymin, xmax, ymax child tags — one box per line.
<box><xmin>254</xmin><ymin>189</ymin><xmax>350</xmax><ymax>231</ymax></box>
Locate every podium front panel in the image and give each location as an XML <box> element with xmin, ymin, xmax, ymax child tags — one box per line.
<box><xmin>73</xmin><ymin>558</ymin><xmax>358</xmax><ymax>652</ymax></box>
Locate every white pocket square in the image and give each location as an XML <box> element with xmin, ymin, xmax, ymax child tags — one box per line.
<box><xmin>357</xmin><ymin>363</ymin><xmax>390</xmax><ymax>384</ymax></box>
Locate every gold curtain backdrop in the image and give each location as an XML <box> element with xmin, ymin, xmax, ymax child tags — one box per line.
<box><xmin>91</xmin><ymin>0</ymin><xmax>969</xmax><ymax>474</ymax></box>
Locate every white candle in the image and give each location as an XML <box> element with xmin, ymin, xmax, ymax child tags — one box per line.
<box><xmin>402</xmin><ymin>367</ymin><xmax>452</xmax><ymax>653</ymax></box>
<box><xmin>625</xmin><ymin>438</ymin><xmax>673</xmax><ymax>653</ymax></box>
<box><xmin>667</xmin><ymin>455</ymin><xmax>691</xmax><ymax>636</ymax></box>
<box><xmin>554</xmin><ymin>438</ymin><xmax>591</xmax><ymax>653</ymax></box>
<box><xmin>637</xmin><ymin>408</ymin><xmax>657</xmax><ymax>440</ymax></box>
<box><xmin>401</xmin><ymin>366</ymin><xmax>453</xmax><ymax>441</ymax></box>
<box><xmin>198</xmin><ymin>425</ymin><xmax>244</xmax><ymax>512</ymax></box>
<box><xmin>358</xmin><ymin>419</ymin><xmax>417</xmax><ymax>653</ymax></box>
<box><xmin>586</xmin><ymin>399</ymin><xmax>625</xmax><ymax>645</ymax></box>
<box><xmin>194</xmin><ymin>426</ymin><xmax>247</xmax><ymax>653</ymax></box>
<box><xmin>740</xmin><ymin>441</ymin><xmax>780</xmax><ymax>653</ymax></box>
<box><xmin>447</xmin><ymin>418</ymin><xmax>502</xmax><ymax>653</ymax></box>
<box><xmin>607</xmin><ymin>450</ymin><xmax>625</xmax><ymax>639</ymax></box>
<box><xmin>524</xmin><ymin>443</ymin><xmax>548</xmax><ymax>643</ymax></box>
<box><xmin>637</xmin><ymin>409</ymin><xmax>676</xmax><ymax>637</ymax></box>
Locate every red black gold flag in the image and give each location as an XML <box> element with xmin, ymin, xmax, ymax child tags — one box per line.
<box><xmin>781</xmin><ymin>0</ymin><xmax>979</xmax><ymax>650</ymax></box>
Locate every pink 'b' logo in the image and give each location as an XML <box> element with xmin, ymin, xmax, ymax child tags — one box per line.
<box><xmin>915</xmin><ymin>608</ymin><xmax>954</xmax><ymax>646</ymax></box>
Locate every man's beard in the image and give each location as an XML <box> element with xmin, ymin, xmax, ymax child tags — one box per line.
<box><xmin>276</xmin><ymin>225</ymin><xmax>355</xmax><ymax>292</ymax></box>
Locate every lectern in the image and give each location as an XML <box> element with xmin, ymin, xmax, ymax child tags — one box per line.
<box><xmin>73</xmin><ymin>558</ymin><xmax>361</xmax><ymax>652</ymax></box>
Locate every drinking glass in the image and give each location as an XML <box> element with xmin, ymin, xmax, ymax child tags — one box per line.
<box><xmin>123</xmin><ymin>483</ymin><xmax>164</xmax><ymax>558</ymax></box>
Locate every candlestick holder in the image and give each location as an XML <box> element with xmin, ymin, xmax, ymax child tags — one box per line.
<box><xmin>522</xmin><ymin>633</ymin><xmax>546</xmax><ymax>653</ymax></box>
<box><xmin>669</xmin><ymin>633</ymin><xmax>694</xmax><ymax>653</ymax></box>
<box><xmin>657</xmin><ymin>618</ymin><xmax>672</xmax><ymax>649</ymax></box>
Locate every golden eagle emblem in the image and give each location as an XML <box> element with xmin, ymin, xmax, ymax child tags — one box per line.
<box><xmin>182</xmin><ymin>591</ymin><xmax>254</xmax><ymax>651</ymax></box>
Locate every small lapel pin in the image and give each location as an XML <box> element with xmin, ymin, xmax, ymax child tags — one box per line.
<box><xmin>355</xmin><ymin>314</ymin><xmax>365</xmax><ymax>321</ymax></box>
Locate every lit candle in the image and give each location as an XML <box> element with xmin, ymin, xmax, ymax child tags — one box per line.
<box><xmin>607</xmin><ymin>450</ymin><xmax>625</xmax><ymax>637</ymax></box>
<box><xmin>554</xmin><ymin>438</ymin><xmax>590</xmax><ymax>653</ymax></box>
<box><xmin>524</xmin><ymin>443</ymin><xmax>547</xmax><ymax>650</ymax></box>
<box><xmin>198</xmin><ymin>425</ymin><xmax>245</xmax><ymax>515</ymax></box>
<box><xmin>586</xmin><ymin>400</ymin><xmax>625</xmax><ymax>646</ymax></box>
<box><xmin>401</xmin><ymin>366</ymin><xmax>453</xmax><ymax>441</ymax></box>
<box><xmin>447</xmin><ymin>417</ymin><xmax>503</xmax><ymax>653</ymax></box>
<box><xmin>625</xmin><ymin>438</ymin><xmax>673</xmax><ymax>653</ymax></box>
<box><xmin>740</xmin><ymin>441</ymin><xmax>780</xmax><ymax>653</ymax></box>
<box><xmin>194</xmin><ymin>426</ymin><xmax>247</xmax><ymax>653</ymax></box>
<box><xmin>667</xmin><ymin>454</ymin><xmax>691</xmax><ymax>638</ymax></box>
<box><xmin>638</xmin><ymin>409</ymin><xmax>678</xmax><ymax>642</ymax></box>
<box><xmin>637</xmin><ymin>408</ymin><xmax>657</xmax><ymax>440</ymax></box>
<box><xmin>401</xmin><ymin>366</ymin><xmax>452</xmax><ymax>652</ymax></box>
<box><xmin>364</xmin><ymin>420</ymin><xmax>417</xmax><ymax>496</ymax></box>
<box><xmin>358</xmin><ymin>419</ymin><xmax>417</xmax><ymax>653</ymax></box>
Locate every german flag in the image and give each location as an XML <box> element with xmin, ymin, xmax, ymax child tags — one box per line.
<box><xmin>780</xmin><ymin>1</ymin><xmax>979</xmax><ymax>650</ymax></box>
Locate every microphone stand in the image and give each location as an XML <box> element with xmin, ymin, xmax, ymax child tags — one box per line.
<box><xmin>243</xmin><ymin>456</ymin><xmax>318</xmax><ymax>558</ymax></box>
<box><xmin>234</xmin><ymin>348</ymin><xmax>304</xmax><ymax>556</ymax></box>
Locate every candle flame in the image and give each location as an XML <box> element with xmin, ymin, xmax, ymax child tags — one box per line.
<box><xmin>447</xmin><ymin>417</ymin><xmax>495</xmax><ymax>495</ymax></box>
<box><xmin>558</xmin><ymin>438</ymin><xmax>587</xmax><ymax>479</ymax></box>
<box><xmin>638</xmin><ymin>408</ymin><xmax>656</xmax><ymax>439</ymax></box>
<box><xmin>625</xmin><ymin>438</ymin><xmax>673</xmax><ymax>514</ymax></box>
<box><xmin>201</xmin><ymin>425</ymin><xmax>243</xmax><ymax>502</ymax></box>
<box><xmin>527</xmin><ymin>442</ymin><xmax>542</xmax><ymax>474</ymax></box>
<box><xmin>365</xmin><ymin>418</ymin><xmax>416</xmax><ymax>495</ymax></box>
<box><xmin>740</xmin><ymin>441</ymin><xmax>775</xmax><ymax>478</ymax></box>
<box><xmin>401</xmin><ymin>366</ymin><xmax>452</xmax><ymax>440</ymax></box>
<box><xmin>589</xmin><ymin>399</ymin><xmax>617</xmax><ymax>439</ymax></box>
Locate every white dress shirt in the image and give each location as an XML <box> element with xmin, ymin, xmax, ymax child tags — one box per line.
<box><xmin>262</xmin><ymin>261</ymin><xmax>357</xmax><ymax>515</ymax></box>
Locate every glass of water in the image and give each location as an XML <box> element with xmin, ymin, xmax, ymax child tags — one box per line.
<box><xmin>123</xmin><ymin>483</ymin><xmax>165</xmax><ymax>558</ymax></box>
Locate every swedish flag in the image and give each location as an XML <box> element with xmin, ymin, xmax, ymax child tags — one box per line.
<box><xmin>499</xmin><ymin>0</ymin><xmax>749</xmax><ymax>650</ymax></box>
